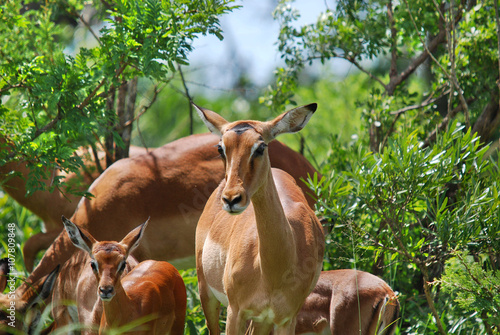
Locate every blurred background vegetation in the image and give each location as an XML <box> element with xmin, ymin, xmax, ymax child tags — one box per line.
<box><xmin>1</xmin><ymin>0</ymin><xmax>500</xmax><ymax>334</ymax></box>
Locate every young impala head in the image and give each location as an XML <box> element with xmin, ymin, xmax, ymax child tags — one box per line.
<box><xmin>61</xmin><ymin>216</ymin><xmax>148</xmax><ymax>301</ymax></box>
<box><xmin>194</xmin><ymin>103</ymin><xmax>317</xmax><ymax>214</ymax></box>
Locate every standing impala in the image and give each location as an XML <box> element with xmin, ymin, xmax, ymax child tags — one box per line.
<box><xmin>295</xmin><ymin>270</ymin><xmax>400</xmax><ymax>335</ymax></box>
<box><xmin>195</xmin><ymin>103</ymin><xmax>325</xmax><ymax>334</ymax></box>
<box><xmin>62</xmin><ymin>216</ymin><xmax>187</xmax><ymax>335</ymax></box>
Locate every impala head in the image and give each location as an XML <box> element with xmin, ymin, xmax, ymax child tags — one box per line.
<box><xmin>0</xmin><ymin>259</ymin><xmax>59</xmax><ymax>335</ymax></box>
<box><xmin>62</xmin><ymin>216</ymin><xmax>148</xmax><ymax>302</ymax></box>
<box><xmin>194</xmin><ymin>103</ymin><xmax>317</xmax><ymax>214</ymax></box>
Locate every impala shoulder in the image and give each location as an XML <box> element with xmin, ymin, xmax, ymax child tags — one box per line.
<box><xmin>271</xmin><ymin>168</ymin><xmax>307</xmax><ymax>197</ymax></box>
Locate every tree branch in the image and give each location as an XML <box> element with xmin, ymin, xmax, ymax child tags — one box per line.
<box><xmin>123</xmin><ymin>82</ymin><xmax>166</xmax><ymax>129</ymax></box>
<box><xmin>422</xmin><ymin>96</ymin><xmax>475</xmax><ymax>148</ymax></box>
<box><xmin>390</xmin><ymin>89</ymin><xmax>450</xmax><ymax>115</ymax></box>
<box><xmin>177</xmin><ymin>63</ymin><xmax>194</xmax><ymax>134</ymax></box>
<box><xmin>33</xmin><ymin>105</ymin><xmax>63</xmax><ymax>140</ymax></box>
<box><xmin>344</xmin><ymin>55</ymin><xmax>388</xmax><ymax>89</ymax></box>
<box><xmin>78</xmin><ymin>12</ymin><xmax>102</xmax><ymax>46</ymax></box>
<box><xmin>471</xmin><ymin>94</ymin><xmax>500</xmax><ymax>143</ymax></box>
<box><xmin>77</xmin><ymin>62</ymin><xmax>128</xmax><ymax>111</ymax></box>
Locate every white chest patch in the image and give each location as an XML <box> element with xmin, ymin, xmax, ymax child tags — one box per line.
<box><xmin>202</xmin><ymin>235</ymin><xmax>229</xmax><ymax>306</ymax></box>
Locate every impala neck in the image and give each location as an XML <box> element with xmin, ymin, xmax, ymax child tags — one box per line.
<box><xmin>251</xmin><ymin>167</ymin><xmax>297</xmax><ymax>280</ymax></box>
<box><xmin>101</xmin><ymin>281</ymin><xmax>131</xmax><ymax>328</ymax></box>
<box><xmin>24</xmin><ymin>233</ymin><xmax>76</xmax><ymax>292</ymax></box>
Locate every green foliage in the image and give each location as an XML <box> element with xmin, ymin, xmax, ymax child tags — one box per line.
<box><xmin>440</xmin><ymin>252</ymin><xmax>500</xmax><ymax>331</ymax></box>
<box><xmin>309</xmin><ymin>123</ymin><xmax>500</xmax><ymax>333</ymax></box>
<box><xmin>0</xmin><ymin>0</ymin><xmax>237</xmax><ymax>195</ymax></box>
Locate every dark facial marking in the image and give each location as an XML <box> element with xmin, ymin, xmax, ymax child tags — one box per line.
<box><xmin>229</xmin><ymin>123</ymin><xmax>254</xmax><ymax>135</ymax></box>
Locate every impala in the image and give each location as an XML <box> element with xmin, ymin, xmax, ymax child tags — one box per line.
<box><xmin>195</xmin><ymin>104</ymin><xmax>325</xmax><ymax>334</ymax></box>
<box><xmin>0</xmin><ymin>133</ymin><xmax>319</xmax><ymax>326</ymax></box>
<box><xmin>62</xmin><ymin>216</ymin><xmax>187</xmax><ymax>335</ymax></box>
<box><xmin>50</xmin><ymin>239</ymin><xmax>138</xmax><ymax>333</ymax></box>
<box><xmin>0</xmin><ymin>258</ymin><xmax>60</xmax><ymax>335</ymax></box>
<box><xmin>0</xmin><ymin>134</ymin><xmax>148</xmax><ymax>271</ymax></box>
<box><xmin>295</xmin><ymin>270</ymin><xmax>399</xmax><ymax>335</ymax></box>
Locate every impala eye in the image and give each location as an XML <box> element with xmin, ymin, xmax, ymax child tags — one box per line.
<box><xmin>217</xmin><ymin>144</ymin><xmax>225</xmax><ymax>159</ymax></box>
<box><xmin>254</xmin><ymin>143</ymin><xmax>267</xmax><ymax>157</ymax></box>
<box><xmin>90</xmin><ymin>260</ymin><xmax>98</xmax><ymax>273</ymax></box>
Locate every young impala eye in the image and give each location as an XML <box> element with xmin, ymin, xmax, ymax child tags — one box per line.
<box><xmin>117</xmin><ymin>260</ymin><xmax>126</xmax><ymax>274</ymax></box>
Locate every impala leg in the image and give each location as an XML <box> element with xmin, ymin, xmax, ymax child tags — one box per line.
<box><xmin>198</xmin><ymin>281</ymin><xmax>221</xmax><ymax>335</ymax></box>
<box><xmin>246</xmin><ymin>320</ymin><xmax>274</xmax><ymax>335</ymax></box>
<box><xmin>226</xmin><ymin>306</ymin><xmax>249</xmax><ymax>335</ymax></box>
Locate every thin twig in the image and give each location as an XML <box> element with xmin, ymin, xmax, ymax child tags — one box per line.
<box><xmin>77</xmin><ymin>62</ymin><xmax>128</xmax><ymax>111</ymax></box>
<box><xmin>90</xmin><ymin>142</ymin><xmax>104</xmax><ymax>174</ymax></box>
<box><xmin>390</xmin><ymin>89</ymin><xmax>450</xmax><ymax>115</ymax></box>
<box><xmin>177</xmin><ymin>63</ymin><xmax>194</xmax><ymax>134</ymax></box>
<box><xmin>123</xmin><ymin>82</ymin><xmax>167</xmax><ymax>128</ymax></box>
<box><xmin>422</xmin><ymin>96</ymin><xmax>476</xmax><ymax>148</ymax></box>
<box><xmin>344</xmin><ymin>55</ymin><xmax>387</xmax><ymax>89</ymax></box>
<box><xmin>429</xmin><ymin>0</ymin><xmax>470</xmax><ymax>126</ymax></box>
<box><xmin>404</xmin><ymin>0</ymin><xmax>448</xmax><ymax>75</ymax></box>
<box><xmin>0</xmin><ymin>83</ymin><xmax>23</xmax><ymax>95</ymax></box>
<box><xmin>79</xmin><ymin>13</ymin><xmax>102</xmax><ymax>46</ymax></box>
<box><xmin>33</xmin><ymin>105</ymin><xmax>63</xmax><ymax>139</ymax></box>
<box><xmin>380</xmin><ymin>113</ymin><xmax>400</xmax><ymax>152</ymax></box>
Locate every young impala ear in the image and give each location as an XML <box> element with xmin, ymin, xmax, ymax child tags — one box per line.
<box><xmin>266</xmin><ymin>103</ymin><xmax>317</xmax><ymax>140</ymax></box>
<box><xmin>193</xmin><ymin>103</ymin><xmax>228</xmax><ymax>135</ymax></box>
<box><xmin>120</xmin><ymin>218</ymin><xmax>149</xmax><ymax>255</ymax></box>
<box><xmin>62</xmin><ymin>216</ymin><xmax>96</xmax><ymax>255</ymax></box>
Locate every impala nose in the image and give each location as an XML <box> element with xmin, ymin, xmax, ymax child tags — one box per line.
<box><xmin>222</xmin><ymin>194</ymin><xmax>244</xmax><ymax>213</ymax></box>
<box><xmin>99</xmin><ymin>286</ymin><xmax>115</xmax><ymax>300</ymax></box>
<box><xmin>223</xmin><ymin>195</ymin><xmax>242</xmax><ymax>207</ymax></box>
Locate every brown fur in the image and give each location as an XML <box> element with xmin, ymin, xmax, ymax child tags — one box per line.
<box><xmin>295</xmin><ymin>270</ymin><xmax>400</xmax><ymax>335</ymax></box>
<box><xmin>62</xmin><ymin>218</ymin><xmax>186</xmax><ymax>335</ymax></box>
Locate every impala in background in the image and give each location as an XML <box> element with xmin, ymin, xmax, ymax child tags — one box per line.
<box><xmin>296</xmin><ymin>270</ymin><xmax>399</xmax><ymax>335</ymax></box>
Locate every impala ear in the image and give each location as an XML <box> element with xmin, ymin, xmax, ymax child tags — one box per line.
<box><xmin>24</xmin><ymin>264</ymin><xmax>60</xmax><ymax>311</ymax></box>
<box><xmin>193</xmin><ymin>104</ymin><xmax>228</xmax><ymax>135</ymax></box>
<box><xmin>120</xmin><ymin>218</ymin><xmax>149</xmax><ymax>255</ymax></box>
<box><xmin>266</xmin><ymin>103</ymin><xmax>317</xmax><ymax>140</ymax></box>
<box><xmin>0</xmin><ymin>258</ymin><xmax>9</xmax><ymax>293</ymax></box>
<box><xmin>62</xmin><ymin>216</ymin><xmax>96</xmax><ymax>255</ymax></box>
